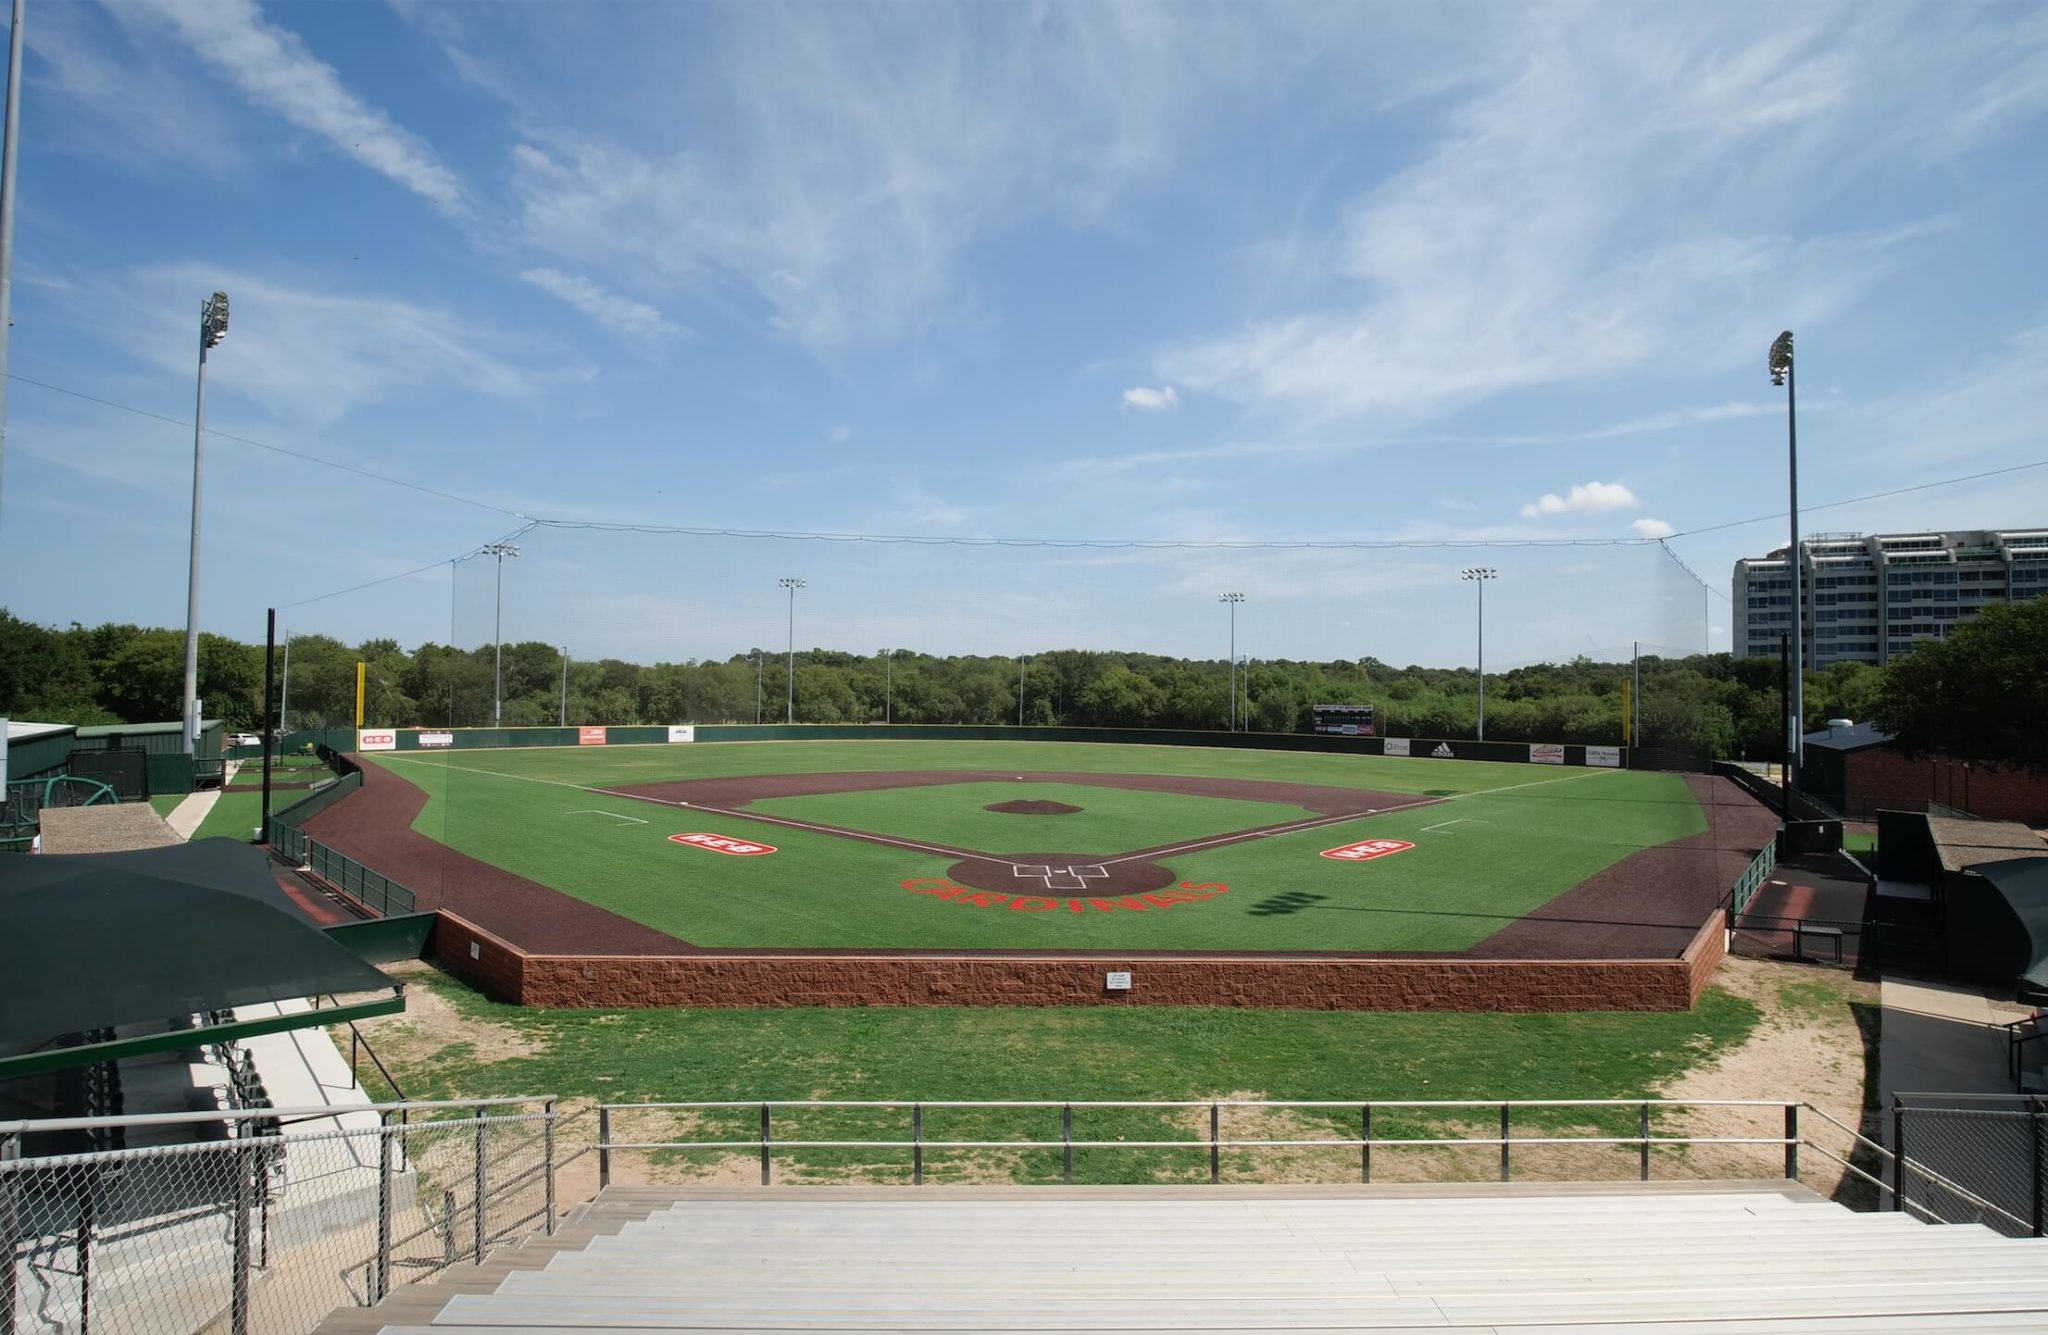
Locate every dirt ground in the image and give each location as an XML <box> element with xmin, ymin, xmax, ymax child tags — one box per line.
<box><xmin>350</xmin><ymin>955</ymin><xmax>1878</xmax><ymax>1195</ymax></box>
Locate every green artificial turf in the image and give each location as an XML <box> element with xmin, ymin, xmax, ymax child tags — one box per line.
<box><xmin>189</xmin><ymin>790</ymin><xmax>267</xmax><ymax>842</ymax></box>
<box><xmin>372</xmin><ymin>742</ymin><xmax>1706</xmax><ymax>953</ymax></box>
<box><xmin>149</xmin><ymin>793</ymin><xmax>185</xmax><ymax>819</ymax></box>
<box><xmin>361</xmin><ymin>963</ymin><xmax>1762</xmax><ymax>1183</ymax></box>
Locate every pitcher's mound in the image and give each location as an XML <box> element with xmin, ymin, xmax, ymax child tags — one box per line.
<box><xmin>984</xmin><ymin>800</ymin><xmax>1083</xmax><ymax>816</ymax></box>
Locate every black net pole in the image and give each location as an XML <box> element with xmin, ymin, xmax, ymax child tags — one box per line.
<box><xmin>260</xmin><ymin>608</ymin><xmax>276</xmax><ymax>842</ymax></box>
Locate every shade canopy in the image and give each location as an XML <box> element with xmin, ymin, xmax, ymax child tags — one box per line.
<box><xmin>1985</xmin><ymin>859</ymin><xmax>2048</xmax><ymax>1001</ymax></box>
<box><xmin>0</xmin><ymin>837</ymin><xmax>397</xmax><ymax>1048</ymax></box>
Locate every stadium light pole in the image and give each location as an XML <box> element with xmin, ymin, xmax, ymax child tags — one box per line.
<box><xmin>1461</xmin><ymin>568</ymin><xmax>1497</xmax><ymax>741</ymax></box>
<box><xmin>1770</xmin><ymin>330</ymin><xmax>1804</xmax><ymax>792</ymax></box>
<box><xmin>751</xmin><ymin>651</ymin><xmax>764</xmax><ymax>725</ymax></box>
<box><xmin>1219</xmin><ymin>593</ymin><xmax>1244</xmax><ymax>730</ymax></box>
<box><xmin>882</xmin><ymin>648</ymin><xmax>893</xmax><ymax>725</ymax></box>
<box><xmin>278</xmin><ymin>629</ymin><xmax>292</xmax><ymax>734</ymax></box>
<box><xmin>0</xmin><ymin>0</ymin><xmax>25</xmax><ymax>543</ymax></box>
<box><xmin>481</xmin><ymin>541</ymin><xmax>519</xmax><ymax>727</ymax></box>
<box><xmin>1018</xmin><ymin>655</ymin><xmax>1027</xmax><ymax>727</ymax></box>
<box><xmin>779</xmin><ymin>577</ymin><xmax>804</xmax><ymax>723</ymax></box>
<box><xmin>180</xmin><ymin>291</ymin><xmax>230</xmax><ymax>756</ymax></box>
<box><xmin>559</xmin><ymin>646</ymin><xmax>569</xmax><ymax>726</ymax></box>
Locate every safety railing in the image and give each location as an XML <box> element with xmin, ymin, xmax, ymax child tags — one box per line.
<box><xmin>1</xmin><ymin>1097</ymin><xmax>558</xmax><ymax>1335</ymax></box>
<box><xmin>596</xmin><ymin>1097</ymin><xmax>1814</xmax><ymax>1190</ymax></box>
<box><xmin>264</xmin><ymin>747</ymin><xmax>419</xmax><ymax>917</ymax></box>
<box><xmin>1889</xmin><ymin>1093</ymin><xmax>2048</xmax><ymax>1237</ymax></box>
<box><xmin>2007</xmin><ymin>1017</ymin><xmax>2048</xmax><ymax>1094</ymax></box>
<box><xmin>1727</xmin><ymin>839</ymin><xmax>1778</xmax><ymax>919</ymax></box>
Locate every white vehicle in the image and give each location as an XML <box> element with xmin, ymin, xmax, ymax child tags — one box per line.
<box><xmin>227</xmin><ymin>733</ymin><xmax>262</xmax><ymax>748</ymax></box>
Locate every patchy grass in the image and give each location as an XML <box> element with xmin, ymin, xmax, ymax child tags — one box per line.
<box><xmin>349</xmin><ymin>961</ymin><xmax>1762</xmax><ymax>1185</ymax></box>
<box><xmin>1843</xmin><ymin>831</ymin><xmax>1877</xmax><ymax>854</ymax></box>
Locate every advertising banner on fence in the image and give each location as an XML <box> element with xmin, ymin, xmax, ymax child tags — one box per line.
<box><xmin>579</xmin><ymin>726</ymin><xmax>608</xmax><ymax>746</ymax></box>
<box><xmin>419</xmin><ymin>731</ymin><xmax>455</xmax><ymax>749</ymax></box>
<box><xmin>357</xmin><ymin>730</ymin><xmax>397</xmax><ymax>752</ymax></box>
<box><xmin>668</xmin><ymin>725</ymin><xmax>695</xmax><ymax>744</ymax></box>
<box><xmin>1587</xmin><ymin>745</ymin><xmax>1622</xmax><ymax>768</ymax></box>
<box><xmin>1383</xmin><ymin>738</ymin><xmax>1410</xmax><ymax>757</ymax></box>
<box><xmin>1530</xmin><ymin>743</ymin><xmax>1565</xmax><ymax>765</ymax></box>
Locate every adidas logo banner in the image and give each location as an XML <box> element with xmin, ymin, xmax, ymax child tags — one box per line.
<box><xmin>1430</xmin><ymin>742</ymin><xmax>1455</xmax><ymax>759</ymax></box>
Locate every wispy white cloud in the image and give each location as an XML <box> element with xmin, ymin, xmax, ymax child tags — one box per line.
<box><xmin>520</xmin><ymin>269</ymin><xmax>682</xmax><ymax>341</ymax></box>
<box><xmin>1631</xmin><ymin>518</ymin><xmax>1676</xmax><ymax>539</ymax></box>
<box><xmin>1522</xmin><ymin>481</ymin><xmax>1639</xmax><ymax>519</ymax></box>
<box><xmin>127</xmin><ymin>0</ymin><xmax>464</xmax><ymax>212</ymax></box>
<box><xmin>95</xmin><ymin>263</ymin><xmax>550</xmax><ymax>428</ymax></box>
<box><xmin>1121</xmin><ymin>385</ymin><xmax>1181</xmax><ymax>411</ymax></box>
<box><xmin>1157</xmin><ymin>11</ymin><xmax>1968</xmax><ymax>423</ymax></box>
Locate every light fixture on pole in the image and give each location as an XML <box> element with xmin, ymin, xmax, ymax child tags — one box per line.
<box><xmin>180</xmin><ymin>290</ymin><xmax>230</xmax><ymax>756</ymax></box>
<box><xmin>779</xmin><ymin>578</ymin><xmax>804</xmax><ymax>724</ymax></box>
<box><xmin>1460</xmin><ymin>567</ymin><xmax>1497</xmax><ymax>741</ymax></box>
<box><xmin>1219</xmin><ymin>593</ymin><xmax>1244</xmax><ymax>731</ymax></box>
<box><xmin>1770</xmin><ymin>329</ymin><xmax>1803</xmax><ymax>792</ymax></box>
<box><xmin>481</xmin><ymin>541</ymin><xmax>519</xmax><ymax>726</ymax></box>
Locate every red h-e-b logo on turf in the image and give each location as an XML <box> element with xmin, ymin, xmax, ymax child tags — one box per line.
<box><xmin>1320</xmin><ymin>838</ymin><xmax>1415</xmax><ymax>862</ymax></box>
<box><xmin>669</xmin><ymin>833</ymin><xmax>777</xmax><ymax>856</ymax></box>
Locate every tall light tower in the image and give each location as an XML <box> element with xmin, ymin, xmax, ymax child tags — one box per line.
<box><xmin>1219</xmin><ymin>593</ymin><xmax>1245</xmax><ymax>731</ymax></box>
<box><xmin>881</xmin><ymin>648</ymin><xmax>894</xmax><ymax>724</ymax></box>
<box><xmin>1461</xmin><ymin>567</ymin><xmax>1497</xmax><ymax>740</ymax></box>
<box><xmin>1770</xmin><ymin>330</ymin><xmax>1803</xmax><ymax>791</ymax></box>
<box><xmin>481</xmin><ymin>541</ymin><xmax>519</xmax><ymax>726</ymax></box>
<box><xmin>0</xmin><ymin>0</ymin><xmax>26</xmax><ymax>541</ymax></box>
<box><xmin>180</xmin><ymin>291</ymin><xmax>230</xmax><ymax>755</ymax></box>
<box><xmin>1018</xmin><ymin>654</ymin><xmax>1028</xmax><ymax>727</ymax></box>
<box><xmin>779</xmin><ymin>577</ymin><xmax>804</xmax><ymax>724</ymax></box>
<box><xmin>751</xmin><ymin>650</ymin><xmax>764</xmax><ymax>725</ymax></box>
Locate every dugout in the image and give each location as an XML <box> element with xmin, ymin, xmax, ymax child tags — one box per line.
<box><xmin>0</xmin><ymin>839</ymin><xmax>404</xmax><ymax>1108</ymax></box>
<box><xmin>73</xmin><ymin>718</ymin><xmax>226</xmax><ymax>795</ymax></box>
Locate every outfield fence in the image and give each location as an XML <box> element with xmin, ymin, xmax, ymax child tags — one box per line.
<box><xmin>265</xmin><ymin>748</ymin><xmax>420</xmax><ymax>917</ymax></box>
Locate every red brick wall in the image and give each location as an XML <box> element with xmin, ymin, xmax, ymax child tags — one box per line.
<box><xmin>1847</xmin><ymin>748</ymin><xmax>2048</xmax><ymax>825</ymax></box>
<box><xmin>428</xmin><ymin>910</ymin><xmax>1726</xmax><ymax>1013</ymax></box>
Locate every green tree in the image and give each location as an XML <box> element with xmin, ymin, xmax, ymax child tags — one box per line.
<box><xmin>1873</xmin><ymin>597</ymin><xmax>2048</xmax><ymax>771</ymax></box>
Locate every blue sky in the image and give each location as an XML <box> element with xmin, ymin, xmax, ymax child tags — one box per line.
<box><xmin>2</xmin><ymin>1</ymin><xmax>2045</xmax><ymax>668</ymax></box>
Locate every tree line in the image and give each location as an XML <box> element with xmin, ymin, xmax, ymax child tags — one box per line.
<box><xmin>5</xmin><ymin>605</ymin><xmax>1967</xmax><ymax>763</ymax></box>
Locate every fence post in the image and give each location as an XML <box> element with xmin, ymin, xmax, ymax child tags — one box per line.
<box><xmin>78</xmin><ymin>1169</ymin><xmax>93</xmax><ymax>1335</ymax></box>
<box><xmin>231</xmin><ymin>1136</ymin><xmax>255</xmax><ymax>1335</ymax></box>
<box><xmin>598</xmin><ymin>1106</ymin><xmax>611</xmax><ymax>1190</ymax></box>
<box><xmin>374</xmin><ymin>1112</ymin><xmax>395</xmax><ymax>1303</ymax></box>
<box><xmin>1783</xmin><ymin>1104</ymin><xmax>1799</xmax><ymax>1180</ymax></box>
<box><xmin>1209</xmin><ymin>1103</ymin><xmax>1221</xmax><ymax>1184</ymax></box>
<box><xmin>1892</xmin><ymin>1103</ymin><xmax>1906</xmax><ymax>1212</ymax></box>
<box><xmin>912</xmin><ymin>1105</ymin><xmax>923</xmax><ymax>1186</ymax></box>
<box><xmin>2</xmin><ymin>1133</ymin><xmax>19</xmax><ymax>1335</ymax></box>
<box><xmin>544</xmin><ymin>1099</ymin><xmax>558</xmax><ymax>1236</ymax></box>
<box><xmin>1360</xmin><ymin>1105</ymin><xmax>1371</xmax><ymax>1185</ymax></box>
<box><xmin>472</xmin><ymin>1105</ymin><xmax>488</xmax><ymax>1264</ymax></box>
<box><xmin>2032</xmin><ymin>1102</ymin><xmax>2045</xmax><ymax>1239</ymax></box>
<box><xmin>1500</xmin><ymin>1103</ymin><xmax>1511</xmax><ymax>1183</ymax></box>
<box><xmin>759</xmin><ymin>1104</ymin><xmax>772</xmax><ymax>1187</ymax></box>
<box><xmin>1062</xmin><ymin>1104</ymin><xmax>1073</xmax><ymax>1185</ymax></box>
<box><xmin>1639</xmin><ymin>1102</ymin><xmax>1651</xmax><ymax>1182</ymax></box>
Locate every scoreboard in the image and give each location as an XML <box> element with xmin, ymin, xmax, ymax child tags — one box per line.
<box><xmin>1310</xmin><ymin>704</ymin><xmax>1376</xmax><ymax>737</ymax></box>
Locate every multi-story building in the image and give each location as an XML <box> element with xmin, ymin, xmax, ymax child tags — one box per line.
<box><xmin>1734</xmin><ymin>528</ymin><xmax>2048</xmax><ymax>665</ymax></box>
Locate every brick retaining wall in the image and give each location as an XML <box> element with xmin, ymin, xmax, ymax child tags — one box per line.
<box><xmin>428</xmin><ymin>908</ymin><xmax>1728</xmax><ymax>1013</ymax></box>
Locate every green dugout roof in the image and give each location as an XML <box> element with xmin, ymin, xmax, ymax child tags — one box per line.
<box><xmin>73</xmin><ymin>719</ymin><xmax>224</xmax><ymax>737</ymax></box>
<box><xmin>0</xmin><ymin>838</ymin><xmax>403</xmax><ymax>1078</ymax></box>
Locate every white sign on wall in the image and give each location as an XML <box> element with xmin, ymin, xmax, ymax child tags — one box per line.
<box><xmin>668</xmin><ymin>725</ymin><xmax>696</xmax><ymax>744</ymax></box>
<box><xmin>357</xmin><ymin>730</ymin><xmax>397</xmax><ymax>752</ymax></box>
<box><xmin>419</xmin><ymin>731</ymin><xmax>455</xmax><ymax>749</ymax></box>
<box><xmin>1382</xmin><ymin>738</ymin><xmax>1411</xmax><ymax>757</ymax></box>
<box><xmin>1105</xmin><ymin>971</ymin><xmax>1133</xmax><ymax>991</ymax></box>
<box><xmin>1587</xmin><ymin>745</ymin><xmax>1623</xmax><ymax>768</ymax></box>
<box><xmin>1529</xmin><ymin>743</ymin><xmax>1565</xmax><ymax>765</ymax></box>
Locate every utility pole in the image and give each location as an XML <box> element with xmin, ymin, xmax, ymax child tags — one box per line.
<box><xmin>0</xmin><ymin>0</ymin><xmax>26</xmax><ymax>541</ymax></box>
<box><xmin>559</xmin><ymin>646</ymin><xmax>569</xmax><ymax>726</ymax></box>
<box><xmin>753</xmin><ymin>652</ymin><xmax>764</xmax><ymax>725</ymax></box>
<box><xmin>181</xmin><ymin>291</ymin><xmax>230</xmax><ymax>755</ymax></box>
<box><xmin>779</xmin><ymin>578</ymin><xmax>804</xmax><ymax>724</ymax></box>
<box><xmin>481</xmin><ymin>542</ymin><xmax>519</xmax><ymax>727</ymax></box>
<box><xmin>1632</xmin><ymin>641</ymin><xmax>1641</xmax><ymax>754</ymax></box>
<box><xmin>1219</xmin><ymin>593</ymin><xmax>1244</xmax><ymax>730</ymax></box>
<box><xmin>261</xmin><ymin>608</ymin><xmax>275</xmax><ymax>843</ymax></box>
<box><xmin>882</xmin><ymin>649</ymin><xmax>893</xmax><ymax>724</ymax></box>
<box><xmin>1461</xmin><ymin>567</ymin><xmax>1497</xmax><ymax>740</ymax></box>
<box><xmin>278</xmin><ymin>630</ymin><xmax>292</xmax><ymax>736</ymax></box>
<box><xmin>1018</xmin><ymin>655</ymin><xmax>1027</xmax><ymax>727</ymax></box>
<box><xmin>1771</xmin><ymin>331</ymin><xmax>1803</xmax><ymax>791</ymax></box>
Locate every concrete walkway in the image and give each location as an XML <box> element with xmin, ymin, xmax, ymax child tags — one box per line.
<box><xmin>1879</xmin><ymin>974</ymin><xmax>2032</xmax><ymax>1128</ymax></box>
<box><xmin>164</xmin><ymin>758</ymin><xmax>241</xmax><ymax>838</ymax></box>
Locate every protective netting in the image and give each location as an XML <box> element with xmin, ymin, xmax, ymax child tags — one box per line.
<box><xmin>1</xmin><ymin>1103</ymin><xmax>563</xmax><ymax>1335</ymax></box>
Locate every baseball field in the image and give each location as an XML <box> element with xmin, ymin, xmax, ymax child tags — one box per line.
<box><xmin>301</xmin><ymin>740</ymin><xmax>1778</xmax><ymax>959</ymax></box>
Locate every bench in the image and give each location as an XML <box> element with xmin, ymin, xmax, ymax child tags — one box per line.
<box><xmin>1793</xmin><ymin>922</ymin><xmax>1844</xmax><ymax>964</ymax></box>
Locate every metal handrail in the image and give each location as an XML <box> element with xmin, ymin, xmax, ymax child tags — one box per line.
<box><xmin>0</xmin><ymin>1096</ymin><xmax>548</xmax><ymax>1137</ymax></box>
<box><xmin>602</xmin><ymin>1097</ymin><xmax>1793</xmax><ymax>1111</ymax></box>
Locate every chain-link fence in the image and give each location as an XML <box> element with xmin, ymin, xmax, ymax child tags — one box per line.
<box><xmin>2</xmin><ymin>1098</ymin><xmax>564</xmax><ymax>1335</ymax></box>
<box><xmin>1891</xmin><ymin>1094</ymin><xmax>2048</xmax><ymax>1237</ymax></box>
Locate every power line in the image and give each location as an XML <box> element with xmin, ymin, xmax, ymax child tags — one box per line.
<box><xmin>1662</xmin><ymin>459</ymin><xmax>2048</xmax><ymax>539</ymax></box>
<box><xmin>277</xmin><ymin>522</ymin><xmax>536</xmax><ymax>610</ymax></box>
<box><xmin>5</xmin><ymin>372</ymin><xmax>533</xmax><ymax>520</ymax></box>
